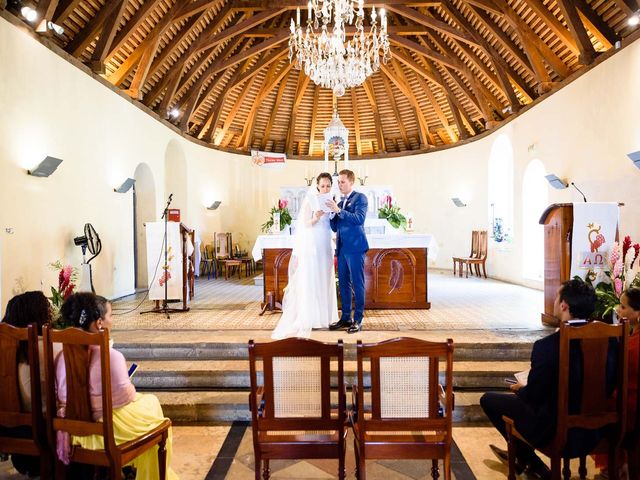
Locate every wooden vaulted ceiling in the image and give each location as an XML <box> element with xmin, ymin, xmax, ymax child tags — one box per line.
<box><xmin>7</xmin><ymin>0</ymin><xmax>640</xmax><ymax>158</ymax></box>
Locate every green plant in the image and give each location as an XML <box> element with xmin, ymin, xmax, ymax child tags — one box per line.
<box><xmin>377</xmin><ymin>195</ymin><xmax>407</xmax><ymax>230</ymax></box>
<box><xmin>261</xmin><ymin>199</ymin><xmax>292</xmax><ymax>233</ymax></box>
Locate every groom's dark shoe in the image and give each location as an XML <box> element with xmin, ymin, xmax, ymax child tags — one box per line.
<box><xmin>347</xmin><ymin>322</ymin><xmax>362</xmax><ymax>334</ymax></box>
<box><xmin>329</xmin><ymin>321</ymin><xmax>350</xmax><ymax>331</ymax></box>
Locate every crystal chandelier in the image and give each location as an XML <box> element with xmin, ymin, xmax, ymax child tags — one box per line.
<box><xmin>288</xmin><ymin>0</ymin><xmax>390</xmax><ymax>97</ymax></box>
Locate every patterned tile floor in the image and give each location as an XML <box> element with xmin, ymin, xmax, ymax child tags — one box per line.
<box><xmin>0</xmin><ymin>424</ymin><xmax>601</xmax><ymax>479</ymax></box>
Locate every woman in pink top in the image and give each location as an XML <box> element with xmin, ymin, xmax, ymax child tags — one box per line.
<box><xmin>55</xmin><ymin>292</ymin><xmax>178</xmax><ymax>480</ymax></box>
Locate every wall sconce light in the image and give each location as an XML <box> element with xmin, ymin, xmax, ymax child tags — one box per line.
<box><xmin>628</xmin><ymin>150</ymin><xmax>640</xmax><ymax>169</ymax></box>
<box><xmin>544</xmin><ymin>174</ymin><xmax>568</xmax><ymax>189</ymax></box>
<box><xmin>451</xmin><ymin>197</ymin><xmax>467</xmax><ymax>207</ymax></box>
<box><xmin>114</xmin><ymin>178</ymin><xmax>135</xmax><ymax>193</ymax></box>
<box><xmin>628</xmin><ymin>10</ymin><xmax>640</xmax><ymax>26</ymax></box>
<box><xmin>207</xmin><ymin>201</ymin><xmax>222</xmax><ymax>210</ymax></box>
<box><xmin>20</xmin><ymin>5</ymin><xmax>37</xmax><ymax>22</ymax></box>
<box><xmin>27</xmin><ymin>156</ymin><xmax>63</xmax><ymax>177</ymax></box>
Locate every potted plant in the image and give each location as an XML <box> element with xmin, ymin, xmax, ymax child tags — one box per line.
<box><xmin>261</xmin><ymin>199</ymin><xmax>292</xmax><ymax>233</ymax></box>
<box><xmin>378</xmin><ymin>195</ymin><xmax>407</xmax><ymax>230</ymax></box>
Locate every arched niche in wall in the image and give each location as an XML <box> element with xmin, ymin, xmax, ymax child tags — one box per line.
<box><xmin>134</xmin><ymin>163</ymin><xmax>156</xmax><ymax>290</ymax></box>
<box><xmin>164</xmin><ymin>139</ymin><xmax>188</xmax><ymax>222</ymax></box>
<box><xmin>487</xmin><ymin>134</ymin><xmax>514</xmax><ymax>244</ymax></box>
<box><xmin>522</xmin><ymin>159</ymin><xmax>548</xmax><ymax>281</ymax></box>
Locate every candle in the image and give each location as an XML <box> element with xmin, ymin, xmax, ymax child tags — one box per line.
<box><xmin>381</xmin><ymin>8</ymin><xmax>387</xmax><ymax>31</ymax></box>
<box><xmin>308</xmin><ymin>1</ymin><xmax>312</xmax><ymax>22</ymax></box>
<box><xmin>296</xmin><ymin>7</ymin><xmax>300</xmax><ymax>26</ymax></box>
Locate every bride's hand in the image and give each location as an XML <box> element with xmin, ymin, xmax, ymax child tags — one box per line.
<box><xmin>314</xmin><ymin>211</ymin><xmax>325</xmax><ymax>220</ymax></box>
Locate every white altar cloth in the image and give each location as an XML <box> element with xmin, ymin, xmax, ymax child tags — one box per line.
<box><xmin>252</xmin><ymin>233</ymin><xmax>438</xmax><ymax>261</ymax></box>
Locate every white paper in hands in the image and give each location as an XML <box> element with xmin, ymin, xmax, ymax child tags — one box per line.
<box><xmin>514</xmin><ymin>368</ymin><xmax>530</xmax><ymax>386</ymax></box>
<box><xmin>316</xmin><ymin>192</ymin><xmax>335</xmax><ymax>213</ymax></box>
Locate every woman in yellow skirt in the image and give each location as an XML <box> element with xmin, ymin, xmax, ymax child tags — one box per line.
<box><xmin>56</xmin><ymin>292</ymin><xmax>178</xmax><ymax>480</ymax></box>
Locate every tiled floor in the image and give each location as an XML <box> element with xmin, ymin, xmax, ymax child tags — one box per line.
<box><xmin>0</xmin><ymin>425</ymin><xmax>602</xmax><ymax>479</ymax></box>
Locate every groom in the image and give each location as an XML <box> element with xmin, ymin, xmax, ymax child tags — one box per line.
<box><xmin>327</xmin><ymin>169</ymin><xmax>369</xmax><ymax>333</ymax></box>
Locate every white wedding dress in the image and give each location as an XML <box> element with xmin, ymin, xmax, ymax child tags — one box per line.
<box><xmin>272</xmin><ymin>189</ymin><xmax>339</xmax><ymax>339</ymax></box>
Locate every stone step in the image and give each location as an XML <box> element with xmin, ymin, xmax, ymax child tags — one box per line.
<box><xmin>132</xmin><ymin>359</ymin><xmax>530</xmax><ymax>390</ymax></box>
<box><xmin>151</xmin><ymin>390</ymin><xmax>492</xmax><ymax>425</ymax></box>
<box><xmin>118</xmin><ymin>341</ymin><xmax>533</xmax><ymax>362</ymax></box>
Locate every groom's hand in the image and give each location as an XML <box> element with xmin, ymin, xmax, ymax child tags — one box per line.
<box><xmin>326</xmin><ymin>199</ymin><xmax>340</xmax><ymax>214</ymax></box>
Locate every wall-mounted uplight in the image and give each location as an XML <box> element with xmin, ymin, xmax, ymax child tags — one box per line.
<box><xmin>544</xmin><ymin>174</ymin><xmax>568</xmax><ymax>189</ymax></box>
<box><xmin>169</xmin><ymin>108</ymin><xmax>180</xmax><ymax>119</ymax></box>
<box><xmin>207</xmin><ymin>201</ymin><xmax>222</xmax><ymax>210</ymax></box>
<box><xmin>628</xmin><ymin>11</ymin><xmax>640</xmax><ymax>26</ymax></box>
<box><xmin>451</xmin><ymin>197</ymin><xmax>467</xmax><ymax>207</ymax></box>
<box><xmin>27</xmin><ymin>156</ymin><xmax>63</xmax><ymax>177</ymax></box>
<box><xmin>114</xmin><ymin>178</ymin><xmax>135</xmax><ymax>193</ymax></box>
<box><xmin>628</xmin><ymin>150</ymin><xmax>640</xmax><ymax>169</ymax></box>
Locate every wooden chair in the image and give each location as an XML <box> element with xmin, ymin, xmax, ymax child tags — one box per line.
<box><xmin>201</xmin><ymin>243</ymin><xmax>216</xmax><ymax>279</ymax></box>
<box><xmin>43</xmin><ymin>326</ymin><xmax>171</xmax><ymax>480</ymax></box>
<box><xmin>351</xmin><ymin>337</ymin><xmax>455</xmax><ymax>480</ymax></box>
<box><xmin>621</xmin><ymin>332</ymin><xmax>639</xmax><ymax>479</ymax></box>
<box><xmin>248</xmin><ymin>338</ymin><xmax>347</xmax><ymax>480</ymax></box>
<box><xmin>452</xmin><ymin>230</ymin><xmax>488</xmax><ymax>278</ymax></box>
<box><xmin>504</xmin><ymin>320</ymin><xmax>630</xmax><ymax>480</ymax></box>
<box><xmin>0</xmin><ymin>323</ymin><xmax>52</xmax><ymax>478</ymax></box>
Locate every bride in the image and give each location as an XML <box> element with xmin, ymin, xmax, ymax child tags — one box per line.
<box><xmin>272</xmin><ymin>172</ymin><xmax>339</xmax><ymax>339</ymax></box>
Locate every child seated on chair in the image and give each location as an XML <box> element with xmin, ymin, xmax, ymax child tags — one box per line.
<box><xmin>1</xmin><ymin>291</ymin><xmax>60</xmax><ymax>477</ymax></box>
<box><xmin>55</xmin><ymin>292</ymin><xmax>179</xmax><ymax>480</ymax></box>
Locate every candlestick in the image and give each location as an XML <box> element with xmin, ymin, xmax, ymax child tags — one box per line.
<box><xmin>296</xmin><ymin>7</ymin><xmax>300</xmax><ymax>26</ymax></box>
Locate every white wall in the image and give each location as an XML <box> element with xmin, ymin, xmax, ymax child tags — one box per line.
<box><xmin>1</xmin><ymin>14</ymin><xmax>640</xmax><ymax>311</ymax></box>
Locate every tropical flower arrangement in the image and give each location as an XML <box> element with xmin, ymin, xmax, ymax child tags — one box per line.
<box><xmin>585</xmin><ymin>235</ymin><xmax>640</xmax><ymax>320</ymax></box>
<box><xmin>49</xmin><ymin>261</ymin><xmax>78</xmax><ymax>328</ymax></box>
<box><xmin>378</xmin><ymin>195</ymin><xmax>407</xmax><ymax>230</ymax></box>
<box><xmin>261</xmin><ymin>199</ymin><xmax>292</xmax><ymax>233</ymax></box>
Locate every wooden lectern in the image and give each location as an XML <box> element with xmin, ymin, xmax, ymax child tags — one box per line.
<box><xmin>539</xmin><ymin>204</ymin><xmax>573</xmax><ymax>326</ymax></box>
<box><xmin>539</xmin><ymin>203</ymin><xmax>622</xmax><ymax>326</ymax></box>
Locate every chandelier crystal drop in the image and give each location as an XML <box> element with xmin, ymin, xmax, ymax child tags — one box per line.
<box><xmin>288</xmin><ymin>0</ymin><xmax>390</xmax><ymax>96</ymax></box>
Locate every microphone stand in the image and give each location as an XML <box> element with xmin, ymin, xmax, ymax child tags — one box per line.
<box><xmin>140</xmin><ymin>193</ymin><xmax>189</xmax><ymax>318</ymax></box>
<box><xmin>571</xmin><ymin>182</ymin><xmax>588</xmax><ymax>202</ymax></box>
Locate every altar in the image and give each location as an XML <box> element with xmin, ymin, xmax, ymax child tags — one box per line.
<box><xmin>252</xmin><ymin>233</ymin><xmax>437</xmax><ymax>312</ymax></box>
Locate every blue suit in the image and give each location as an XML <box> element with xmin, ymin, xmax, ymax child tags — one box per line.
<box><xmin>330</xmin><ymin>191</ymin><xmax>369</xmax><ymax>324</ymax></box>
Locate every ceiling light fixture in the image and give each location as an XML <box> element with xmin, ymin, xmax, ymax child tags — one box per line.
<box><xmin>288</xmin><ymin>0</ymin><xmax>390</xmax><ymax>97</ymax></box>
<box><xmin>168</xmin><ymin>108</ymin><xmax>180</xmax><ymax>119</ymax></box>
<box><xmin>47</xmin><ymin>21</ymin><xmax>65</xmax><ymax>35</ymax></box>
<box><xmin>21</xmin><ymin>5</ymin><xmax>37</xmax><ymax>22</ymax></box>
<box><xmin>628</xmin><ymin>11</ymin><xmax>640</xmax><ymax>26</ymax></box>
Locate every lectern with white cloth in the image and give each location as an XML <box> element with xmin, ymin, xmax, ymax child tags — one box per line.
<box><xmin>539</xmin><ymin>202</ymin><xmax>620</xmax><ymax>325</ymax></box>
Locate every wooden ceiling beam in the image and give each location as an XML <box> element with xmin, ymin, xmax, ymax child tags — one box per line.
<box><xmin>143</xmin><ymin>10</ymin><xmax>245</xmax><ymax>107</ymax></box>
<box><xmin>65</xmin><ymin>0</ymin><xmax>125</xmax><ymax>57</ymax></box>
<box><xmin>172</xmin><ymin>0</ymin><xmax>223</xmax><ymax>24</ymax></box>
<box><xmin>462</xmin><ymin>0</ymin><xmax>503</xmax><ymax>16</ymax></box>
<box><xmin>192</xmin><ymin>8</ymin><xmax>287</xmax><ymax>57</ymax></box>
<box><xmin>53</xmin><ymin>0</ymin><xmax>83</xmax><ymax>25</ymax></box>
<box><xmin>520</xmin><ymin>0</ymin><xmax>581</xmax><ymax>56</ymax></box>
<box><xmin>380</xmin><ymin>72</ymin><xmax>410</xmax><ymax>147</ymax></box>
<box><xmin>107</xmin><ymin>0</ymin><xmax>165</xmax><ymax>59</ymax></box>
<box><xmin>164</xmin><ymin>38</ymin><xmax>248</xmax><ymax>118</ymax></box>
<box><xmin>351</xmin><ymin>89</ymin><xmax>363</xmax><ymax>155</ymax></box>
<box><xmin>555</xmin><ymin>0</ymin><xmax>597</xmax><ymax>65</ymax></box>
<box><xmin>381</xmin><ymin>61</ymin><xmax>431</xmax><ymax>147</ymax></box>
<box><xmin>242</xmin><ymin>59</ymin><xmax>285</xmax><ymax>149</ymax></box>
<box><xmin>261</xmin><ymin>75</ymin><xmax>289</xmax><ymax>149</ymax></box>
<box><xmin>389</xmin><ymin>34</ymin><xmax>466</xmax><ymax>72</ymax></box>
<box><xmin>386</xmin><ymin>4</ymin><xmax>481</xmax><ymax>48</ymax></box>
<box><xmin>214</xmin><ymin>75</ymin><xmax>259</xmax><ymax>145</ymax></box>
<box><xmin>574</xmin><ymin>0</ymin><xmax>617</xmax><ymax>49</ymax></box>
<box><xmin>485</xmin><ymin>1</ymin><xmax>570</xmax><ymax>80</ymax></box>
<box><xmin>284</xmin><ymin>71</ymin><xmax>311</xmax><ymax>154</ymax></box>
<box><xmin>413</xmin><ymin>70</ymin><xmax>459</xmax><ymax>141</ymax></box>
<box><xmin>232</xmin><ymin>0</ymin><xmax>440</xmax><ymax>8</ymax></box>
<box><xmin>89</xmin><ymin>0</ymin><xmax>128</xmax><ymax>73</ymax></box>
<box><xmin>612</xmin><ymin>0</ymin><xmax>638</xmax><ymax>16</ymax></box>
<box><xmin>308</xmin><ymin>85</ymin><xmax>319</xmax><ymax>156</ymax></box>
<box><xmin>441</xmin><ymin>0</ymin><xmax>530</xmax><ymax>107</ymax></box>
<box><xmin>362</xmin><ymin>78</ymin><xmax>386</xmax><ymax>152</ymax></box>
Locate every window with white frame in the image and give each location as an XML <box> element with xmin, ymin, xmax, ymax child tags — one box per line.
<box><xmin>487</xmin><ymin>134</ymin><xmax>513</xmax><ymax>243</ymax></box>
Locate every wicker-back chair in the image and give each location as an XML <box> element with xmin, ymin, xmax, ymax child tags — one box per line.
<box><xmin>248</xmin><ymin>337</ymin><xmax>347</xmax><ymax>480</ymax></box>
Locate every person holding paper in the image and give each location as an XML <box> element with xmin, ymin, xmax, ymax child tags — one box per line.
<box><xmin>327</xmin><ymin>169</ymin><xmax>369</xmax><ymax>334</ymax></box>
<box><xmin>481</xmin><ymin>279</ymin><xmax>617</xmax><ymax>479</ymax></box>
<box><xmin>272</xmin><ymin>172</ymin><xmax>339</xmax><ymax>339</ymax></box>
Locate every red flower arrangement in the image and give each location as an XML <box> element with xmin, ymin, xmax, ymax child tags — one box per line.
<box><xmin>49</xmin><ymin>261</ymin><xmax>78</xmax><ymax>310</ymax></box>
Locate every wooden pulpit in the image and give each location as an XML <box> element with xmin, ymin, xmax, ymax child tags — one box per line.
<box><xmin>539</xmin><ymin>203</ymin><xmax>573</xmax><ymax>326</ymax></box>
<box><xmin>539</xmin><ymin>203</ymin><xmax>622</xmax><ymax>326</ymax></box>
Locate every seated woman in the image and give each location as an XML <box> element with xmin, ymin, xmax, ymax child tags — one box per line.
<box><xmin>594</xmin><ymin>287</ymin><xmax>640</xmax><ymax>478</ymax></box>
<box><xmin>55</xmin><ymin>292</ymin><xmax>178</xmax><ymax>480</ymax></box>
<box><xmin>2</xmin><ymin>290</ymin><xmax>60</xmax><ymax>477</ymax></box>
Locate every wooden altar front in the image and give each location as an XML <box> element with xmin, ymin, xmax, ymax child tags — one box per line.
<box><xmin>260</xmin><ymin>247</ymin><xmax>430</xmax><ymax>313</ymax></box>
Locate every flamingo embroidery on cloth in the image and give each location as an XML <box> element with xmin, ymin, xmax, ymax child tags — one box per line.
<box><xmin>588</xmin><ymin>223</ymin><xmax>606</xmax><ymax>252</ymax></box>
